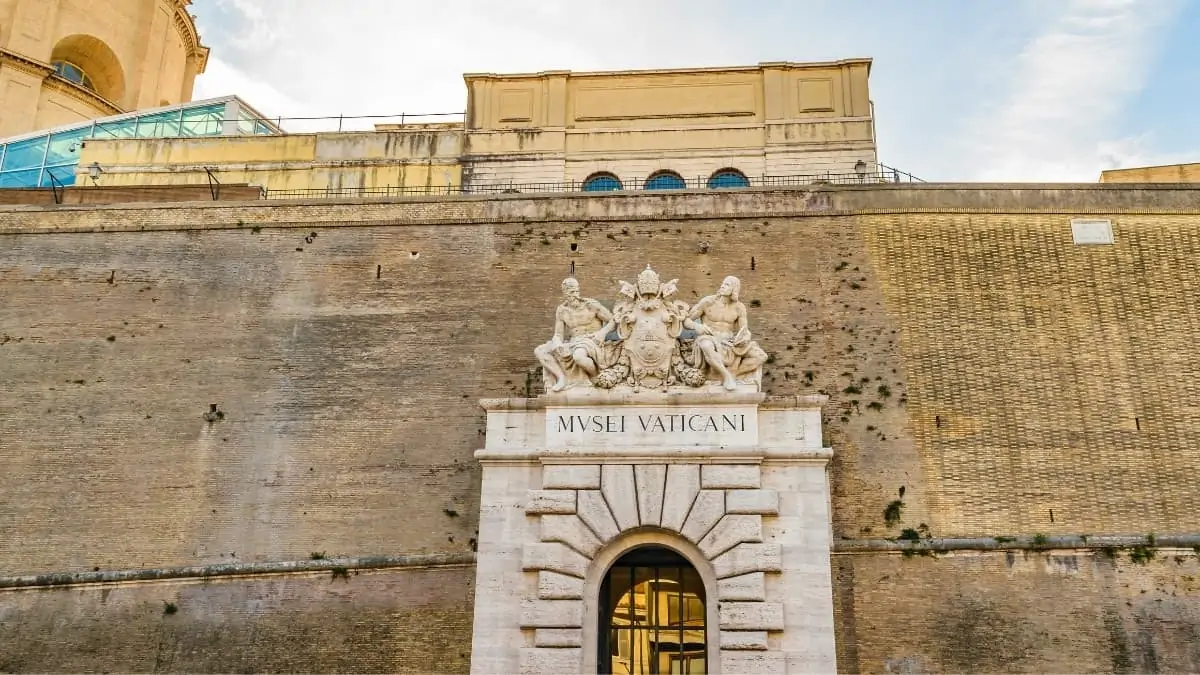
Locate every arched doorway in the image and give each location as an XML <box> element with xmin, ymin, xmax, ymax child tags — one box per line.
<box><xmin>599</xmin><ymin>546</ymin><xmax>708</xmax><ymax>674</ymax></box>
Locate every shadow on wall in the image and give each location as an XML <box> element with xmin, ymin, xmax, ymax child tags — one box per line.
<box><xmin>50</xmin><ymin>34</ymin><xmax>126</xmax><ymax>103</ymax></box>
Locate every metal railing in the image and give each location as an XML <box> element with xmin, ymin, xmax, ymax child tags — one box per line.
<box><xmin>246</xmin><ymin>111</ymin><xmax>466</xmax><ymax>133</ymax></box>
<box><xmin>263</xmin><ymin>165</ymin><xmax>922</xmax><ymax>200</ymax></box>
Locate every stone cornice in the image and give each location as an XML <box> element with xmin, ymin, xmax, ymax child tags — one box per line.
<box><xmin>42</xmin><ymin>76</ymin><xmax>123</xmax><ymax>115</ymax></box>
<box><xmin>172</xmin><ymin>2</ymin><xmax>209</xmax><ymax>71</ymax></box>
<box><xmin>0</xmin><ymin>47</ymin><xmax>54</xmax><ymax>78</ymax></box>
<box><xmin>2</xmin><ymin>185</ymin><xmax>1200</xmax><ymax>235</ymax></box>
<box><xmin>0</xmin><ymin>552</ymin><xmax>475</xmax><ymax>590</ymax></box>
<box><xmin>465</xmin><ymin>59</ymin><xmax>873</xmax><ymax>82</ymax></box>
<box><xmin>0</xmin><ymin>48</ymin><xmax>123</xmax><ymax>116</ymax></box>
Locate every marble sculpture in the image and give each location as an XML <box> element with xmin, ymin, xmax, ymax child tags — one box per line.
<box><xmin>535</xmin><ymin>265</ymin><xmax>767</xmax><ymax>392</ymax></box>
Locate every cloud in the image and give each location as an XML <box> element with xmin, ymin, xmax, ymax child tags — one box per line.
<box><xmin>193</xmin><ymin>56</ymin><xmax>314</xmax><ymax>123</ymax></box>
<box><xmin>969</xmin><ymin>0</ymin><xmax>1183</xmax><ymax>181</ymax></box>
<box><xmin>193</xmin><ymin>0</ymin><xmax>739</xmax><ymax>131</ymax></box>
<box><xmin>190</xmin><ymin>1</ymin><xmax>1190</xmax><ymax>179</ymax></box>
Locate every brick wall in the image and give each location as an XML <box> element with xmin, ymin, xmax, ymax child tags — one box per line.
<box><xmin>2</xmin><ymin>185</ymin><xmax>1199</xmax><ymax>671</ymax></box>
<box><xmin>0</xmin><ymin>564</ymin><xmax>475</xmax><ymax>673</ymax></box>
<box><xmin>0</xmin><ymin>184</ymin><xmax>264</xmax><ymax>206</ymax></box>
<box><xmin>834</xmin><ymin>549</ymin><xmax>1200</xmax><ymax>673</ymax></box>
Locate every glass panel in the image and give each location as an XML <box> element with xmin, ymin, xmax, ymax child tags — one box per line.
<box><xmin>0</xmin><ymin>168</ymin><xmax>42</xmax><ymax>187</ymax></box>
<box><xmin>181</xmin><ymin>104</ymin><xmax>225</xmax><ymax>136</ymax></box>
<box><xmin>94</xmin><ymin>119</ymin><xmax>137</xmax><ymax>140</ymax></box>
<box><xmin>707</xmin><ymin>170</ymin><xmax>749</xmax><ymax>188</ymax></box>
<box><xmin>135</xmin><ymin>111</ymin><xmax>181</xmax><ymax>138</ymax></box>
<box><xmin>583</xmin><ymin>174</ymin><xmax>622</xmax><ymax>192</ymax></box>
<box><xmin>46</xmin><ymin>128</ymin><xmax>89</xmax><ymax>164</ymax></box>
<box><xmin>1</xmin><ymin>136</ymin><xmax>47</xmax><ymax>171</ymax></box>
<box><xmin>644</xmin><ymin>172</ymin><xmax>686</xmax><ymax>190</ymax></box>
<box><xmin>41</xmin><ymin>164</ymin><xmax>77</xmax><ymax>187</ymax></box>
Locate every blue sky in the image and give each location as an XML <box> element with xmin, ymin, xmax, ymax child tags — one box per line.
<box><xmin>192</xmin><ymin>0</ymin><xmax>1199</xmax><ymax>182</ymax></box>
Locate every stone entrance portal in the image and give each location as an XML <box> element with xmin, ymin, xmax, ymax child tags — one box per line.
<box><xmin>470</xmin><ymin>268</ymin><xmax>837</xmax><ymax>674</ymax></box>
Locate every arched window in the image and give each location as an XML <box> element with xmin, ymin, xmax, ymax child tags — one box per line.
<box><xmin>49</xmin><ymin>35</ymin><xmax>126</xmax><ymax>103</ymax></box>
<box><xmin>643</xmin><ymin>171</ymin><xmax>686</xmax><ymax>190</ymax></box>
<box><xmin>52</xmin><ymin>61</ymin><xmax>95</xmax><ymax>91</ymax></box>
<box><xmin>707</xmin><ymin>168</ymin><xmax>750</xmax><ymax>189</ymax></box>
<box><xmin>583</xmin><ymin>172</ymin><xmax>623</xmax><ymax>192</ymax></box>
<box><xmin>599</xmin><ymin>547</ymin><xmax>707</xmax><ymax>674</ymax></box>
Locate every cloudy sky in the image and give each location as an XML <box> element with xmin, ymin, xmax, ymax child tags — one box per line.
<box><xmin>192</xmin><ymin>0</ymin><xmax>1198</xmax><ymax>182</ymax></box>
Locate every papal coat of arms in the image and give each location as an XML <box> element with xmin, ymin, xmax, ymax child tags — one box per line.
<box><xmin>534</xmin><ymin>265</ymin><xmax>767</xmax><ymax>392</ymax></box>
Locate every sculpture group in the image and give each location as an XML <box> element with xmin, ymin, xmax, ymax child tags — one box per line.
<box><xmin>535</xmin><ymin>265</ymin><xmax>767</xmax><ymax>392</ymax></box>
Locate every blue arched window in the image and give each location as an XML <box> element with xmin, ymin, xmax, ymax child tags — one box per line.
<box><xmin>707</xmin><ymin>169</ymin><xmax>750</xmax><ymax>189</ymax></box>
<box><xmin>644</xmin><ymin>171</ymin><xmax>686</xmax><ymax>190</ymax></box>
<box><xmin>582</xmin><ymin>172</ymin><xmax>623</xmax><ymax>192</ymax></box>
<box><xmin>52</xmin><ymin>60</ymin><xmax>95</xmax><ymax>91</ymax></box>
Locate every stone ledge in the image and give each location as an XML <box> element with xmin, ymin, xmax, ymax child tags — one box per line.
<box><xmin>0</xmin><ymin>552</ymin><xmax>476</xmax><ymax>590</ymax></box>
<box><xmin>833</xmin><ymin>533</ymin><xmax>1200</xmax><ymax>553</ymax></box>
<box><xmin>477</xmin><ymin>446</ymin><xmax>834</xmax><ymax>461</ymax></box>
<box><xmin>539</xmin><ymin>388</ymin><xmax>766</xmax><ymax>407</ymax></box>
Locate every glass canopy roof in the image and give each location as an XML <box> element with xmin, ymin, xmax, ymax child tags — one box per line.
<box><xmin>0</xmin><ymin>96</ymin><xmax>280</xmax><ymax>189</ymax></box>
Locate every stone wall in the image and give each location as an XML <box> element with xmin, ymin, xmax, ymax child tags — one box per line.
<box><xmin>0</xmin><ymin>562</ymin><xmax>474</xmax><ymax>673</ymax></box>
<box><xmin>834</xmin><ymin>548</ymin><xmax>1200</xmax><ymax>673</ymax></box>
<box><xmin>2</xmin><ymin>185</ymin><xmax>1199</xmax><ymax>671</ymax></box>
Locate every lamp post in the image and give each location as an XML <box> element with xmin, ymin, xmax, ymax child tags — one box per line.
<box><xmin>87</xmin><ymin>161</ymin><xmax>103</xmax><ymax>185</ymax></box>
<box><xmin>854</xmin><ymin>160</ymin><xmax>867</xmax><ymax>183</ymax></box>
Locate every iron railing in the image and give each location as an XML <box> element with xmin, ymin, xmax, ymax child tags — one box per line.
<box><xmin>247</xmin><ymin>111</ymin><xmax>465</xmax><ymax>133</ymax></box>
<box><xmin>263</xmin><ymin>165</ymin><xmax>922</xmax><ymax>200</ymax></box>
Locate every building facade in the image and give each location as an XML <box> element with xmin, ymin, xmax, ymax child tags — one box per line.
<box><xmin>1</xmin><ymin>18</ymin><xmax>1200</xmax><ymax>671</ymax></box>
<box><xmin>1100</xmin><ymin>162</ymin><xmax>1200</xmax><ymax>183</ymax></box>
<box><xmin>75</xmin><ymin>61</ymin><xmax>889</xmax><ymax>195</ymax></box>
<box><xmin>2</xmin><ymin>184</ymin><xmax>1200</xmax><ymax>673</ymax></box>
<box><xmin>0</xmin><ymin>0</ymin><xmax>207</xmax><ymax>138</ymax></box>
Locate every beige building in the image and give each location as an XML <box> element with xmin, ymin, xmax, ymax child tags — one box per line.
<box><xmin>1100</xmin><ymin>161</ymin><xmax>1200</xmax><ymax>183</ymax></box>
<box><xmin>461</xmin><ymin>61</ymin><xmax>877</xmax><ymax>188</ymax></box>
<box><xmin>0</xmin><ymin>0</ymin><xmax>207</xmax><ymax>138</ymax></box>
<box><xmin>78</xmin><ymin>60</ymin><xmax>888</xmax><ymax>194</ymax></box>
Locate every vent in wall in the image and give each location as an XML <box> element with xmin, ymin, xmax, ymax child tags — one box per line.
<box><xmin>1071</xmin><ymin>218</ymin><xmax>1114</xmax><ymax>245</ymax></box>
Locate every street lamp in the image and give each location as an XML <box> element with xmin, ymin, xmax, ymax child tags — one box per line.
<box><xmin>87</xmin><ymin>161</ymin><xmax>103</xmax><ymax>185</ymax></box>
<box><xmin>854</xmin><ymin>160</ymin><xmax>867</xmax><ymax>182</ymax></box>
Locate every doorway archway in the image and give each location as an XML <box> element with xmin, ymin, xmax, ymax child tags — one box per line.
<box><xmin>599</xmin><ymin>546</ymin><xmax>708</xmax><ymax>674</ymax></box>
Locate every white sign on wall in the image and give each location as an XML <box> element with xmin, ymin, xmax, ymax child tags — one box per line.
<box><xmin>544</xmin><ymin>405</ymin><xmax>760</xmax><ymax>448</ymax></box>
<box><xmin>1071</xmin><ymin>219</ymin><xmax>1114</xmax><ymax>245</ymax></box>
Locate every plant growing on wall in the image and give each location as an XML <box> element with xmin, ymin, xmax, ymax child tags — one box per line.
<box><xmin>883</xmin><ymin>499</ymin><xmax>904</xmax><ymax>527</ymax></box>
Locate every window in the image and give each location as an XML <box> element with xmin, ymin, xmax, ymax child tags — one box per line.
<box><xmin>707</xmin><ymin>169</ymin><xmax>749</xmax><ymax>189</ymax></box>
<box><xmin>583</xmin><ymin>172</ymin><xmax>623</xmax><ymax>192</ymax></box>
<box><xmin>52</xmin><ymin>61</ymin><xmax>95</xmax><ymax>91</ymax></box>
<box><xmin>643</xmin><ymin>171</ymin><xmax>686</xmax><ymax>190</ymax></box>
<box><xmin>600</xmin><ymin>547</ymin><xmax>707</xmax><ymax>674</ymax></box>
